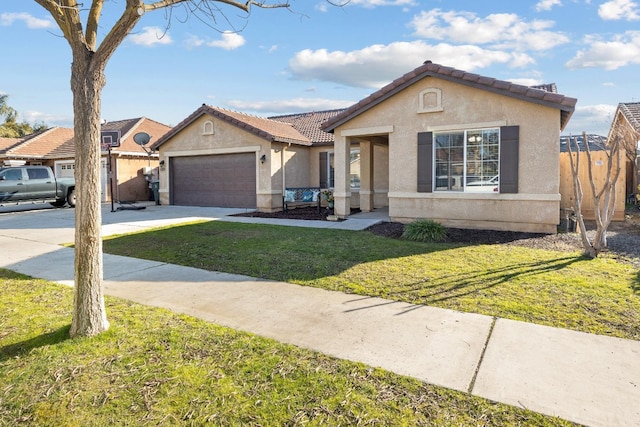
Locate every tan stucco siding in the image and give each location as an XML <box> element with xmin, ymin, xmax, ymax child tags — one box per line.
<box><xmin>115</xmin><ymin>157</ymin><xmax>154</xmax><ymax>202</ymax></box>
<box><xmin>333</xmin><ymin>77</ymin><xmax>564</xmax><ymax>233</ymax></box>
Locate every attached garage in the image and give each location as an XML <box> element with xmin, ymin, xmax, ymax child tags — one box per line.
<box><xmin>170</xmin><ymin>153</ymin><xmax>256</xmax><ymax>208</ymax></box>
<box><xmin>152</xmin><ymin>105</ymin><xmax>313</xmax><ymax>211</ymax></box>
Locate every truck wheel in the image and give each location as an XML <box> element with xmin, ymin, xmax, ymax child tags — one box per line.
<box><xmin>67</xmin><ymin>189</ymin><xmax>76</xmax><ymax>207</ymax></box>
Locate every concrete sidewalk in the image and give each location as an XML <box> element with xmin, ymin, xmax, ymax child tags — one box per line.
<box><xmin>1</xmin><ymin>204</ymin><xmax>639</xmax><ymax>426</ymax></box>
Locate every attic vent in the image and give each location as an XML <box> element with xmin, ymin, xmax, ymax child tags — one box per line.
<box><xmin>417</xmin><ymin>88</ymin><xmax>443</xmax><ymax>114</ymax></box>
<box><xmin>203</xmin><ymin>120</ymin><xmax>214</xmax><ymax>135</ymax></box>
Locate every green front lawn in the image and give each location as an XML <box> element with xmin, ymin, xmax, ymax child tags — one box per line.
<box><xmin>102</xmin><ymin>220</ymin><xmax>640</xmax><ymax>340</ymax></box>
<box><xmin>0</xmin><ymin>271</ymin><xmax>575</xmax><ymax>426</ymax></box>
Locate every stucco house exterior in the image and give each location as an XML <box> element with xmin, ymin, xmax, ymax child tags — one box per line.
<box><xmin>0</xmin><ymin>117</ymin><xmax>170</xmax><ymax>202</ymax></box>
<box><xmin>321</xmin><ymin>61</ymin><xmax>577</xmax><ymax>233</ymax></box>
<box><xmin>150</xmin><ymin>105</ymin><xmax>344</xmax><ymax>210</ymax></box>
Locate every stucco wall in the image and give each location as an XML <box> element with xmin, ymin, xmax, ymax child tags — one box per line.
<box><xmin>115</xmin><ymin>157</ymin><xmax>154</xmax><ymax>202</ymax></box>
<box><xmin>333</xmin><ymin>77</ymin><xmax>565</xmax><ymax>233</ymax></box>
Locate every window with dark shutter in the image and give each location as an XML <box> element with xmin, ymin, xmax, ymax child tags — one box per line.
<box><xmin>418</xmin><ymin>126</ymin><xmax>519</xmax><ymax>194</ymax></box>
<box><xmin>499</xmin><ymin>125</ymin><xmax>519</xmax><ymax>193</ymax></box>
<box><xmin>417</xmin><ymin>132</ymin><xmax>433</xmax><ymax>193</ymax></box>
<box><xmin>319</xmin><ymin>152</ymin><xmax>328</xmax><ymax>188</ymax></box>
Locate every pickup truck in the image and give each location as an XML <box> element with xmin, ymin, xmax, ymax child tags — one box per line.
<box><xmin>0</xmin><ymin>165</ymin><xmax>76</xmax><ymax>207</ymax></box>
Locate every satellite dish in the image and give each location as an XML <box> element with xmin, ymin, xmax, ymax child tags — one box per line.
<box><xmin>133</xmin><ymin>132</ymin><xmax>151</xmax><ymax>146</ymax></box>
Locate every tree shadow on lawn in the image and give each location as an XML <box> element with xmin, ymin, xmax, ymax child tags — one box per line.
<box><xmin>0</xmin><ymin>325</ymin><xmax>71</xmax><ymax>363</ymax></box>
<box><xmin>383</xmin><ymin>255</ymin><xmax>586</xmax><ymax>304</ymax></box>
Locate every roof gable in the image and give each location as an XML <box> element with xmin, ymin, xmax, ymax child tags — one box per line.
<box><xmin>618</xmin><ymin>102</ymin><xmax>640</xmax><ymax>131</ymax></box>
<box><xmin>152</xmin><ymin>104</ymin><xmax>311</xmax><ymax>150</ymax></box>
<box><xmin>321</xmin><ymin>61</ymin><xmax>577</xmax><ymax>132</ymax></box>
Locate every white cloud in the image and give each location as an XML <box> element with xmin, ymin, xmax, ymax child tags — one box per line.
<box><xmin>185</xmin><ymin>35</ymin><xmax>205</xmax><ymax>49</ymax></box>
<box><xmin>22</xmin><ymin>110</ymin><xmax>73</xmax><ymax>128</ymax></box>
<box><xmin>288</xmin><ymin>41</ymin><xmax>534</xmax><ymax>88</ymax></box>
<box><xmin>508</xmin><ymin>77</ymin><xmax>544</xmax><ymax>86</ymax></box>
<box><xmin>566</xmin><ymin>31</ymin><xmax>640</xmax><ymax>69</ymax></box>
<box><xmin>410</xmin><ymin>9</ymin><xmax>569</xmax><ymax>51</ymax></box>
<box><xmin>563</xmin><ymin>104</ymin><xmax>616</xmax><ymax>136</ymax></box>
<box><xmin>0</xmin><ymin>12</ymin><xmax>54</xmax><ymax>29</ymax></box>
<box><xmin>226</xmin><ymin>98</ymin><xmax>354</xmax><ymax>114</ymax></box>
<box><xmin>535</xmin><ymin>0</ymin><xmax>562</xmax><ymax>11</ymax></box>
<box><xmin>184</xmin><ymin>31</ymin><xmax>245</xmax><ymax>50</ymax></box>
<box><xmin>206</xmin><ymin>31</ymin><xmax>245</xmax><ymax>50</ymax></box>
<box><xmin>128</xmin><ymin>27</ymin><xmax>172</xmax><ymax>46</ymax></box>
<box><xmin>598</xmin><ymin>0</ymin><xmax>640</xmax><ymax>20</ymax></box>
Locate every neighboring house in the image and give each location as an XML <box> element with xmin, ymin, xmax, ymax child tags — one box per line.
<box><xmin>151</xmin><ymin>105</ymin><xmax>344</xmax><ymax>210</ymax></box>
<box><xmin>0</xmin><ymin>117</ymin><xmax>170</xmax><ymax>202</ymax></box>
<box><xmin>608</xmin><ymin>102</ymin><xmax>640</xmax><ymax>198</ymax></box>
<box><xmin>321</xmin><ymin>60</ymin><xmax>577</xmax><ymax>233</ymax></box>
<box><xmin>559</xmin><ymin>134</ymin><xmax>626</xmax><ymax>221</ymax></box>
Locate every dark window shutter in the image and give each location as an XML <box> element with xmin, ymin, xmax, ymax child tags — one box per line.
<box><xmin>319</xmin><ymin>152</ymin><xmax>328</xmax><ymax>188</ymax></box>
<box><xmin>417</xmin><ymin>132</ymin><xmax>433</xmax><ymax>193</ymax></box>
<box><xmin>500</xmin><ymin>125</ymin><xmax>519</xmax><ymax>194</ymax></box>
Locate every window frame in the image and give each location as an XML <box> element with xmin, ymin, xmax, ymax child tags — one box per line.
<box><xmin>433</xmin><ymin>127</ymin><xmax>500</xmax><ymax>193</ymax></box>
<box><xmin>417</xmin><ymin>125</ymin><xmax>519</xmax><ymax>194</ymax></box>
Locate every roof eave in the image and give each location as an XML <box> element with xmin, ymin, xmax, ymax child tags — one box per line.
<box><xmin>322</xmin><ymin>66</ymin><xmax>577</xmax><ymax>133</ymax></box>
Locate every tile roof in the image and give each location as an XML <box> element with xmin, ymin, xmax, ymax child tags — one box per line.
<box><xmin>0</xmin><ymin>137</ymin><xmax>24</xmax><ymax>154</ymax></box>
<box><xmin>559</xmin><ymin>134</ymin><xmax>607</xmax><ymax>152</ymax></box>
<box><xmin>6</xmin><ymin>127</ymin><xmax>74</xmax><ymax>159</ymax></box>
<box><xmin>103</xmin><ymin>117</ymin><xmax>171</xmax><ymax>154</ymax></box>
<box><xmin>618</xmin><ymin>102</ymin><xmax>640</xmax><ymax>131</ymax></box>
<box><xmin>321</xmin><ymin>61</ymin><xmax>577</xmax><ymax>132</ymax></box>
<box><xmin>269</xmin><ymin>109</ymin><xmax>345</xmax><ymax>145</ymax></box>
<box><xmin>0</xmin><ymin>118</ymin><xmax>171</xmax><ymax>160</ymax></box>
<box><xmin>152</xmin><ymin>104</ymin><xmax>311</xmax><ymax>150</ymax></box>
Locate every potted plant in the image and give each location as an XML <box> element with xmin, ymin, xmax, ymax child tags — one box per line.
<box><xmin>322</xmin><ymin>190</ymin><xmax>334</xmax><ymax>208</ymax></box>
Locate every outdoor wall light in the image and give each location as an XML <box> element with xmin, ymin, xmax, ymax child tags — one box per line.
<box><xmin>159</xmin><ymin>160</ymin><xmax>165</xmax><ymax>168</ymax></box>
<box><xmin>260</xmin><ymin>154</ymin><xmax>266</xmax><ymax>164</ymax></box>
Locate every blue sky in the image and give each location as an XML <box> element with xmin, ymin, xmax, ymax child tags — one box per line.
<box><xmin>1</xmin><ymin>0</ymin><xmax>640</xmax><ymax>136</ymax></box>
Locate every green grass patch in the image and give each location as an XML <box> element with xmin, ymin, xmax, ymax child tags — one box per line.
<box><xmin>0</xmin><ymin>270</ymin><xmax>575</xmax><ymax>426</ymax></box>
<box><xmin>102</xmin><ymin>221</ymin><xmax>640</xmax><ymax>340</ymax></box>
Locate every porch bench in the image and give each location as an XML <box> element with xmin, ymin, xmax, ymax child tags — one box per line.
<box><xmin>283</xmin><ymin>187</ymin><xmax>321</xmax><ymax>212</ymax></box>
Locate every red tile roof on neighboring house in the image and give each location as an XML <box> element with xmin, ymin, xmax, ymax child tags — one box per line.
<box><xmin>0</xmin><ymin>118</ymin><xmax>171</xmax><ymax>161</ymax></box>
<box><xmin>152</xmin><ymin>105</ymin><xmax>311</xmax><ymax>150</ymax></box>
<box><xmin>269</xmin><ymin>109</ymin><xmax>345</xmax><ymax>146</ymax></box>
<box><xmin>322</xmin><ymin>61</ymin><xmax>577</xmax><ymax>132</ymax></box>
<box><xmin>5</xmin><ymin>127</ymin><xmax>75</xmax><ymax>160</ymax></box>
<box><xmin>103</xmin><ymin>117</ymin><xmax>171</xmax><ymax>155</ymax></box>
<box><xmin>0</xmin><ymin>137</ymin><xmax>24</xmax><ymax>154</ymax></box>
<box><xmin>619</xmin><ymin>102</ymin><xmax>640</xmax><ymax>131</ymax></box>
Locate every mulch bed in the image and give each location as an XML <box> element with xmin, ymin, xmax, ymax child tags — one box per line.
<box><xmin>232</xmin><ymin>206</ymin><xmax>548</xmax><ymax>244</ymax></box>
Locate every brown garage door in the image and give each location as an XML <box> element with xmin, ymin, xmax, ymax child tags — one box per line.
<box><xmin>170</xmin><ymin>153</ymin><xmax>256</xmax><ymax>208</ymax></box>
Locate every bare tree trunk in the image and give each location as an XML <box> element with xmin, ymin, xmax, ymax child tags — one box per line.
<box><xmin>69</xmin><ymin>51</ymin><xmax>109</xmax><ymax>337</ymax></box>
<box><xmin>567</xmin><ymin>136</ymin><xmax>597</xmax><ymax>257</ymax></box>
<box><xmin>567</xmin><ymin>132</ymin><xmax>622</xmax><ymax>259</ymax></box>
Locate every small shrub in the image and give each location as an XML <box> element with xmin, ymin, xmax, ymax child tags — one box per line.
<box><xmin>401</xmin><ymin>219</ymin><xmax>447</xmax><ymax>242</ymax></box>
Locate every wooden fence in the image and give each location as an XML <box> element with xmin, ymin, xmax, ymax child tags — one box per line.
<box><xmin>559</xmin><ymin>150</ymin><xmax>626</xmax><ymax>222</ymax></box>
